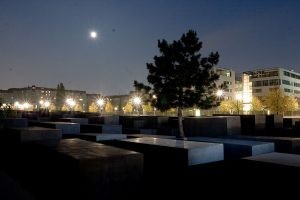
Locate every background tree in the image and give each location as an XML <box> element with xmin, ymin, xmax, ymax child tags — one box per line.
<box><xmin>218</xmin><ymin>99</ymin><xmax>242</xmax><ymax>114</ymax></box>
<box><xmin>142</xmin><ymin>102</ymin><xmax>153</xmax><ymax>114</ymax></box>
<box><xmin>55</xmin><ymin>83</ymin><xmax>65</xmax><ymax>111</ymax></box>
<box><xmin>134</xmin><ymin>30</ymin><xmax>220</xmax><ymax>138</ymax></box>
<box><xmin>284</xmin><ymin>96</ymin><xmax>298</xmax><ymax>114</ymax></box>
<box><xmin>105</xmin><ymin>101</ymin><xmax>114</xmax><ymax>113</ymax></box>
<box><xmin>123</xmin><ymin>102</ymin><xmax>133</xmax><ymax>114</ymax></box>
<box><xmin>251</xmin><ymin>96</ymin><xmax>263</xmax><ymax>114</ymax></box>
<box><xmin>264</xmin><ymin>88</ymin><xmax>298</xmax><ymax>114</ymax></box>
<box><xmin>89</xmin><ymin>102</ymin><xmax>98</xmax><ymax>113</ymax></box>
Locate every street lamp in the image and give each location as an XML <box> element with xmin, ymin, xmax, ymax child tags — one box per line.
<box><xmin>235</xmin><ymin>93</ymin><xmax>242</xmax><ymax>114</ymax></box>
<box><xmin>96</xmin><ymin>98</ymin><xmax>105</xmax><ymax>116</ymax></box>
<box><xmin>216</xmin><ymin>90</ymin><xmax>223</xmax><ymax>100</ymax></box>
<box><xmin>132</xmin><ymin>96</ymin><xmax>142</xmax><ymax>116</ymax></box>
<box><xmin>66</xmin><ymin>98</ymin><xmax>76</xmax><ymax>112</ymax></box>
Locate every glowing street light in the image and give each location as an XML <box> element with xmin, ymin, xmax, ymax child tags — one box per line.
<box><xmin>44</xmin><ymin>101</ymin><xmax>50</xmax><ymax>108</ymax></box>
<box><xmin>216</xmin><ymin>89</ymin><xmax>223</xmax><ymax>101</ymax></box>
<box><xmin>96</xmin><ymin>98</ymin><xmax>105</xmax><ymax>116</ymax></box>
<box><xmin>132</xmin><ymin>96</ymin><xmax>142</xmax><ymax>116</ymax></box>
<box><xmin>66</xmin><ymin>98</ymin><xmax>76</xmax><ymax>112</ymax></box>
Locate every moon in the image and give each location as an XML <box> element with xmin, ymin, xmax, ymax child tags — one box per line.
<box><xmin>90</xmin><ymin>31</ymin><xmax>97</xmax><ymax>39</ymax></box>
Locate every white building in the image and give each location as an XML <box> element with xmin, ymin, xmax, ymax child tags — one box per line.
<box><xmin>215</xmin><ymin>67</ymin><xmax>236</xmax><ymax>100</ymax></box>
<box><xmin>244</xmin><ymin>67</ymin><xmax>300</xmax><ymax>99</ymax></box>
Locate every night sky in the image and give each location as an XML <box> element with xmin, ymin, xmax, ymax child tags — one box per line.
<box><xmin>0</xmin><ymin>0</ymin><xmax>299</xmax><ymax>95</ymax></box>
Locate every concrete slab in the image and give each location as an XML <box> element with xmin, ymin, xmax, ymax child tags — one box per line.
<box><xmin>77</xmin><ymin>133</ymin><xmax>126</xmax><ymax>142</ymax></box>
<box><xmin>188</xmin><ymin>136</ymin><xmax>274</xmax><ymax>159</ymax></box>
<box><xmin>0</xmin><ymin>118</ymin><xmax>28</xmax><ymax>128</ymax></box>
<box><xmin>7</xmin><ymin>127</ymin><xmax>62</xmax><ymax>143</ymax></box>
<box><xmin>127</xmin><ymin>134</ymin><xmax>176</xmax><ymax>139</ymax></box>
<box><xmin>38</xmin><ymin>122</ymin><xmax>80</xmax><ymax>134</ymax></box>
<box><xmin>183</xmin><ymin>116</ymin><xmax>241</xmax><ymax>136</ymax></box>
<box><xmin>58</xmin><ymin>118</ymin><xmax>88</xmax><ymax>125</ymax></box>
<box><xmin>244</xmin><ymin>152</ymin><xmax>300</xmax><ymax>167</ymax></box>
<box><xmin>80</xmin><ymin>124</ymin><xmax>122</xmax><ymax>134</ymax></box>
<box><xmin>225</xmin><ymin>135</ymin><xmax>300</xmax><ymax>154</ymax></box>
<box><xmin>112</xmin><ymin>137</ymin><xmax>223</xmax><ymax>167</ymax></box>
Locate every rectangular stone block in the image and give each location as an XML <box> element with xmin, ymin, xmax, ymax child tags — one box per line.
<box><xmin>38</xmin><ymin>122</ymin><xmax>80</xmax><ymax>134</ymax></box>
<box><xmin>184</xmin><ymin>116</ymin><xmax>241</xmax><ymax>137</ymax></box>
<box><xmin>111</xmin><ymin>137</ymin><xmax>223</xmax><ymax>169</ymax></box>
<box><xmin>103</xmin><ymin>116</ymin><xmax>120</xmax><ymax>125</ymax></box>
<box><xmin>243</xmin><ymin>152</ymin><xmax>300</xmax><ymax>168</ymax></box>
<box><xmin>77</xmin><ymin>133</ymin><xmax>126</xmax><ymax>142</ymax></box>
<box><xmin>188</xmin><ymin>136</ymin><xmax>274</xmax><ymax>160</ymax></box>
<box><xmin>102</xmin><ymin>124</ymin><xmax>122</xmax><ymax>134</ymax></box>
<box><xmin>52</xmin><ymin>139</ymin><xmax>143</xmax><ymax>199</ymax></box>
<box><xmin>58</xmin><ymin>118</ymin><xmax>88</xmax><ymax>125</ymax></box>
<box><xmin>6</xmin><ymin>127</ymin><xmax>62</xmax><ymax>143</ymax></box>
<box><xmin>127</xmin><ymin>134</ymin><xmax>176</xmax><ymax>139</ymax></box>
<box><xmin>226</xmin><ymin>135</ymin><xmax>300</xmax><ymax>154</ymax></box>
<box><xmin>0</xmin><ymin>118</ymin><xmax>28</xmax><ymax>128</ymax></box>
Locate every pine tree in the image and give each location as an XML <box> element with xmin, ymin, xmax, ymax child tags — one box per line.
<box><xmin>134</xmin><ymin>30</ymin><xmax>220</xmax><ymax>138</ymax></box>
<box><xmin>55</xmin><ymin>83</ymin><xmax>65</xmax><ymax>111</ymax></box>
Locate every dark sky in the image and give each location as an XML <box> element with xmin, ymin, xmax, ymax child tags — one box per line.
<box><xmin>0</xmin><ymin>0</ymin><xmax>300</xmax><ymax>95</ymax></box>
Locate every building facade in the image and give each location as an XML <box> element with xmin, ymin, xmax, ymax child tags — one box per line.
<box><xmin>215</xmin><ymin>67</ymin><xmax>236</xmax><ymax>100</ymax></box>
<box><xmin>244</xmin><ymin>67</ymin><xmax>300</xmax><ymax>99</ymax></box>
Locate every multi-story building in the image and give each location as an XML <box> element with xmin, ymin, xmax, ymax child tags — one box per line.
<box><xmin>244</xmin><ymin>67</ymin><xmax>300</xmax><ymax>100</ymax></box>
<box><xmin>215</xmin><ymin>67</ymin><xmax>236</xmax><ymax>100</ymax></box>
<box><xmin>0</xmin><ymin>85</ymin><xmax>88</xmax><ymax>111</ymax></box>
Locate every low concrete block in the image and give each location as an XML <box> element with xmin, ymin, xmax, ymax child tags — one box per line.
<box><xmin>58</xmin><ymin>118</ymin><xmax>88</xmax><ymax>125</ymax></box>
<box><xmin>103</xmin><ymin>116</ymin><xmax>120</xmax><ymax>125</ymax></box>
<box><xmin>243</xmin><ymin>152</ymin><xmax>300</xmax><ymax>168</ymax></box>
<box><xmin>102</xmin><ymin>124</ymin><xmax>122</xmax><ymax>134</ymax></box>
<box><xmin>78</xmin><ymin>133</ymin><xmax>126</xmax><ymax>142</ymax></box>
<box><xmin>127</xmin><ymin>134</ymin><xmax>176</xmax><ymax>139</ymax></box>
<box><xmin>0</xmin><ymin>118</ymin><xmax>28</xmax><ymax>128</ymax></box>
<box><xmin>38</xmin><ymin>122</ymin><xmax>80</xmax><ymax>134</ymax></box>
<box><xmin>44</xmin><ymin>138</ymin><xmax>143</xmax><ymax>199</ymax></box>
<box><xmin>188</xmin><ymin>136</ymin><xmax>274</xmax><ymax>159</ymax></box>
<box><xmin>9</xmin><ymin>127</ymin><xmax>62</xmax><ymax>143</ymax></box>
<box><xmin>184</xmin><ymin>116</ymin><xmax>241</xmax><ymax>137</ymax></box>
<box><xmin>225</xmin><ymin>135</ymin><xmax>300</xmax><ymax>154</ymax></box>
<box><xmin>111</xmin><ymin>137</ymin><xmax>223</xmax><ymax>169</ymax></box>
<box><xmin>139</xmin><ymin>128</ymin><xmax>157</xmax><ymax>135</ymax></box>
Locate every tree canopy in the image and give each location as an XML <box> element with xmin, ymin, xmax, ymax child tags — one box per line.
<box><xmin>55</xmin><ymin>83</ymin><xmax>65</xmax><ymax>111</ymax></box>
<box><xmin>134</xmin><ymin>30</ymin><xmax>220</xmax><ymax>137</ymax></box>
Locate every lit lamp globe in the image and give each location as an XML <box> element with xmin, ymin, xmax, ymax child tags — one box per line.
<box><xmin>90</xmin><ymin>31</ymin><xmax>97</xmax><ymax>39</ymax></box>
<box><xmin>96</xmin><ymin>98</ymin><xmax>105</xmax><ymax>116</ymax></box>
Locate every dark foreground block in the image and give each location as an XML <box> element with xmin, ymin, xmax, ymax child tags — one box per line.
<box><xmin>127</xmin><ymin>134</ymin><xmax>176</xmax><ymax>139</ymax></box>
<box><xmin>0</xmin><ymin>118</ymin><xmax>28</xmax><ymax>128</ymax></box>
<box><xmin>38</xmin><ymin>122</ymin><xmax>80</xmax><ymax>134</ymax></box>
<box><xmin>0</xmin><ymin>171</ymin><xmax>34</xmax><ymax>200</ymax></box>
<box><xmin>77</xmin><ymin>133</ymin><xmax>126</xmax><ymax>142</ymax></box>
<box><xmin>4</xmin><ymin>127</ymin><xmax>61</xmax><ymax>144</ymax></box>
<box><xmin>80</xmin><ymin>124</ymin><xmax>122</xmax><ymax>134</ymax></box>
<box><xmin>188</xmin><ymin>136</ymin><xmax>274</xmax><ymax>159</ymax></box>
<box><xmin>18</xmin><ymin>139</ymin><xmax>143</xmax><ymax>200</ymax></box>
<box><xmin>225</xmin><ymin>135</ymin><xmax>300</xmax><ymax>154</ymax></box>
<box><xmin>58</xmin><ymin>118</ymin><xmax>88</xmax><ymax>125</ymax></box>
<box><xmin>183</xmin><ymin>116</ymin><xmax>241</xmax><ymax>137</ymax></box>
<box><xmin>110</xmin><ymin>137</ymin><xmax>223</xmax><ymax>172</ymax></box>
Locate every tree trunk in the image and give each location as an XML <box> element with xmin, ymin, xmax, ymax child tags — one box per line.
<box><xmin>178</xmin><ymin>107</ymin><xmax>185</xmax><ymax>139</ymax></box>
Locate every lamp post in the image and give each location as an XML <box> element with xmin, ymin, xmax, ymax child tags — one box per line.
<box><xmin>216</xmin><ymin>90</ymin><xmax>223</xmax><ymax>101</ymax></box>
<box><xmin>96</xmin><ymin>98</ymin><xmax>105</xmax><ymax>116</ymax></box>
<box><xmin>133</xmin><ymin>96</ymin><xmax>142</xmax><ymax>116</ymax></box>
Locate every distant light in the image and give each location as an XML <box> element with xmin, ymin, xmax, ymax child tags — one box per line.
<box><xmin>90</xmin><ymin>31</ymin><xmax>97</xmax><ymax>39</ymax></box>
<box><xmin>96</xmin><ymin>98</ymin><xmax>105</xmax><ymax>107</ymax></box>
<box><xmin>66</xmin><ymin>98</ymin><xmax>76</xmax><ymax>108</ymax></box>
<box><xmin>44</xmin><ymin>101</ymin><xmax>50</xmax><ymax>108</ymax></box>
<box><xmin>133</xmin><ymin>96</ymin><xmax>142</xmax><ymax>105</ymax></box>
<box><xmin>195</xmin><ymin>109</ymin><xmax>201</xmax><ymax>117</ymax></box>
<box><xmin>216</xmin><ymin>90</ymin><xmax>223</xmax><ymax>97</ymax></box>
<box><xmin>236</xmin><ymin>93</ymin><xmax>242</xmax><ymax>101</ymax></box>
